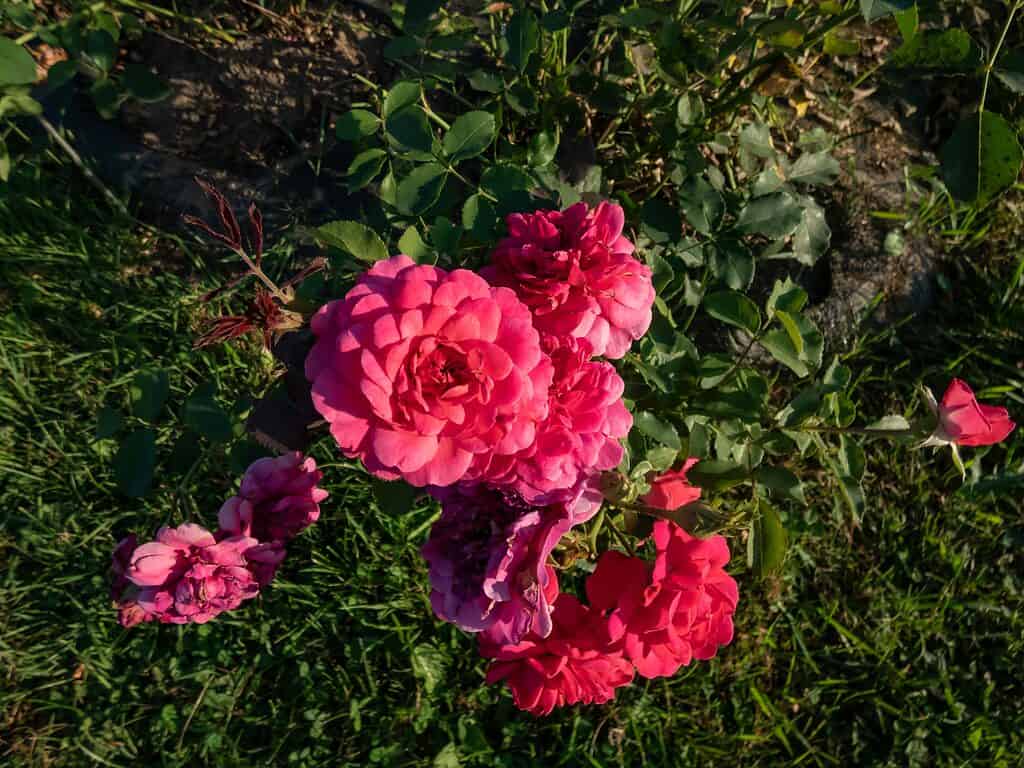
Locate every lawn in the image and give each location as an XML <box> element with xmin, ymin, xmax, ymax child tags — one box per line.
<box><xmin>2</xmin><ymin>2</ymin><xmax>1024</xmax><ymax>766</ymax></box>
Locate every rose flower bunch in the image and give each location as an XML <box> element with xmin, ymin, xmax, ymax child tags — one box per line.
<box><xmin>113</xmin><ymin>197</ymin><xmax>1015</xmax><ymax>717</ymax></box>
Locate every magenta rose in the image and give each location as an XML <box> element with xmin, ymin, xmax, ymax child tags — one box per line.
<box><xmin>422</xmin><ymin>479</ymin><xmax>603</xmax><ymax>644</ymax></box>
<box><xmin>305</xmin><ymin>255</ymin><xmax>552</xmax><ymax>488</ymax></box>
<box><xmin>484</xmin><ymin>337</ymin><xmax>632</xmax><ymax>504</ymax></box>
<box><xmin>110</xmin><ymin>534</ymin><xmax>156</xmax><ymax>628</ymax></box>
<box><xmin>485</xmin><ymin>201</ymin><xmax>654</xmax><ymax>359</ymax></box>
<box><xmin>218</xmin><ymin>453</ymin><xmax>327</xmax><ymax>542</ymax></box>
<box><xmin>126</xmin><ymin>523</ymin><xmax>261</xmax><ymax>624</ymax></box>
<box><xmin>586</xmin><ymin>520</ymin><xmax>738</xmax><ymax>679</ymax></box>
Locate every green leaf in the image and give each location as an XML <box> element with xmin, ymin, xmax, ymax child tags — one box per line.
<box><xmin>641</xmin><ymin>198</ymin><xmax>682</xmax><ymax>243</ymax></box>
<box><xmin>787</xmin><ymin>151</ymin><xmax>840</xmax><ymax>185</ymax></box>
<box><xmin>634</xmin><ymin>411</ymin><xmax>682</xmax><ymax>450</ymax></box>
<box><xmin>0</xmin><ymin>38</ymin><xmax>36</xmax><ymax>85</ymax></box>
<box><xmin>774</xmin><ymin>310</ymin><xmax>804</xmax><ymax>355</ymax></box>
<box><xmin>89</xmin><ymin>78</ymin><xmax>122</xmax><ymax>119</ymax></box>
<box><xmin>346</xmin><ymin>148</ymin><xmax>387</xmax><ymax>189</ymax></box>
<box><xmin>336</xmin><ymin>109</ymin><xmax>379</xmax><ymax>141</ymax></box>
<box><xmin>859</xmin><ymin>0</ymin><xmax>912</xmax><ymax>22</ymax></box>
<box><xmin>941</xmin><ymin>111</ymin><xmax>1023</xmax><ymax>204</ymax></box>
<box><xmin>480</xmin><ymin>164</ymin><xmax>533</xmax><ymax>196</ymax></box>
<box><xmin>410</xmin><ymin>643</ymin><xmax>448</xmax><ymax>696</ymax></box>
<box><xmin>383</xmin><ymin>36</ymin><xmax>420</xmax><ymax>60</ymax></box>
<box><xmin>0</xmin><ymin>137</ymin><xmax>9</xmax><ymax>183</ymax></box>
<box><xmin>129</xmin><ymin>369</ymin><xmax>169</xmax><ymax>422</ymax></box>
<box><xmin>467</xmin><ymin>70</ymin><xmax>503</xmax><ymax>93</ymax></box>
<box><xmin>433</xmin><ymin>743</ymin><xmax>461</xmax><ymax>768</ymax></box>
<box><xmin>505</xmin><ymin>82</ymin><xmax>538</xmax><ymax>115</ymax></box>
<box><xmin>791</xmin><ymin>198</ymin><xmax>831</xmax><ymax>265</ymax></box>
<box><xmin>688</xmin><ymin>460</ymin><xmax>749</xmax><ymax>491</ymax></box>
<box><xmin>403</xmin><ymin>0</ymin><xmax>443</xmax><ymax>33</ymax></box>
<box><xmin>398</xmin><ymin>225</ymin><xmax>431</xmax><ymax>262</ymax></box>
<box><xmin>461</xmin><ymin>193</ymin><xmax>496</xmax><ymax>240</ymax></box>
<box><xmin>894</xmin><ymin>4</ymin><xmax>918</xmax><ymax>41</ymax></box>
<box><xmin>823</xmin><ymin>31</ymin><xmax>859</xmax><ymax>56</ymax></box>
<box><xmin>866</xmin><ymin>415</ymin><xmax>911</xmax><ymax>431</ymax></box>
<box><xmin>748</xmin><ymin>504</ymin><xmax>787</xmax><ymax>577</ymax></box>
<box><xmin>710</xmin><ymin>239</ymin><xmax>754</xmax><ymax>291</ymax></box>
<box><xmin>761</xmin><ymin>312</ymin><xmax>822</xmax><ymax>377</ymax></box>
<box><xmin>396</xmin><ymin>163</ymin><xmax>448</xmax><ymax>215</ymax></box>
<box><xmin>505</xmin><ymin>10</ymin><xmax>539</xmax><ymax>72</ymax></box>
<box><xmin>441</xmin><ymin>111</ymin><xmax>495</xmax><ymax>162</ymax></box>
<box><xmin>372</xmin><ymin>478</ymin><xmax>418</xmax><ymax>515</ymax></box>
<box><xmin>183</xmin><ymin>393</ymin><xmax>233</xmax><ymax>443</ymax></box>
<box><xmin>123</xmin><ymin>63</ymin><xmax>170</xmax><ymax>102</ymax></box>
<box><xmin>528</xmin><ymin>130</ymin><xmax>559</xmax><ymax>167</ymax></box>
<box><xmin>776</xmin><ymin>385</ymin><xmax>823</xmax><ymax>427</ymax></box>
<box><xmin>734</xmin><ymin>192</ymin><xmax>803</xmax><ymax>238</ymax></box>
<box><xmin>739</xmin><ymin>123</ymin><xmax>773</xmax><ymax>158</ymax></box>
<box><xmin>645</xmin><ymin>446</ymin><xmax>678</xmax><ymax>472</ymax></box>
<box><xmin>766</xmin><ymin>278</ymin><xmax>808</xmax><ymax>316</ymax></box>
<box><xmin>383</xmin><ymin>80</ymin><xmax>421</xmax><ymax>117</ymax></box>
<box><xmin>85</xmin><ymin>29</ymin><xmax>117</xmax><ymax>73</ymax></box>
<box><xmin>839</xmin><ymin>435</ymin><xmax>866</xmax><ymax>481</ymax></box>
<box><xmin>758</xmin><ymin>19</ymin><xmax>806</xmax><ymax>49</ymax></box>
<box><xmin>386</xmin><ymin>105</ymin><xmax>434</xmax><ymax>154</ymax></box>
<box><xmin>114</xmin><ymin>429</ymin><xmax>156</xmax><ymax>497</ymax></box>
<box><xmin>756</xmin><ymin>466</ymin><xmax>806</xmax><ymax>504</ymax></box>
<box><xmin>704</xmin><ymin>291</ymin><xmax>761</xmax><ymax>334</ymax></box>
<box><xmin>995</xmin><ymin>49</ymin><xmax>1024</xmax><ymax>93</ymax></box>
<box><xmin>430</xmin><ymin>217</ymin><xmax>461</xmax><ymax>255</ymax></box>
<box><xmin>679</xmin><ymin>176</ymin><xmax>724</xmax><ymax>235</ymax></box>
<box><xmin>316</xmin><ymin>220</ymin><xmax>389</xmax><ymax>263</ymax></box>
<box><xmin>168</xmin><ymin>431</ymin><xmax>203</xmax><ymax>475</ymax></box>
<box><xmin>95</xmin><ymin>406</ymin><xmax>122</xmax><ymax>440</ymax></box>
<box><xmin>46</xmin><ymin>59</ymin><xmax>77</xmax><ymax>88</ymax></box>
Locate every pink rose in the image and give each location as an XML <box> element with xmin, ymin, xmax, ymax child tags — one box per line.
<box><xmin>642</xmin><ymin>458</ymin><xmax>701</xmax><ymax>511</ymax></box>
<box><xmin>482</xmin><ymin>337</ymin><xmax>632</xmax><ymax>505</ymax></box>
<box><xmin>126</xmin><ymin>523</ymin><xmax>261</xmax><ymax>624</ymax></box>
<box><xmin>480</xmin><ymin>594</ymin><xmax>634</xmax><ymax>716</ymax></box>
<box><xmin>218</xmin><ymin>453</ymin><xmax>327</xmax><ymax>542</ymax></box>
<box><xmin>931</xmin><ymin>379</ymin><xmax>1016</xmax><ymax>447</ymax></box>
<box><xmin>110</xmin><ymin>534</ymin><xmax>156</xmax><ymax>628</ymax></box>
<box><xmin>422</xmin><ymin>479</ymin><xmax>603</xmax><ymax>645</ymax></box>
<box><xmin>305</xmin><ymin>255</ymin><xmax>551</xmax><ymax>487</ymax></box>
<box><xmin>586</xmin><ymin>520</ymin><xmax>738</xmax><ymax>679</ymax></box>
<box><xmin>485</xmin><ymin>201</ymin><xmax>654</xmax><ymax>359</ymax></box>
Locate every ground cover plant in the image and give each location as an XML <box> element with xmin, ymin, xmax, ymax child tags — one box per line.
<box><xmin>2</xmin><ymin>0</ymin><xmax>1024</xmax><ymax>766</ymax></box>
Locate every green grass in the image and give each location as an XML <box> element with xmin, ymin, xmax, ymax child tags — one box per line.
<box><xmin>1</xmin><ymin>157</ymin><xmax>1023</xmax><ymax>767</ymax></box>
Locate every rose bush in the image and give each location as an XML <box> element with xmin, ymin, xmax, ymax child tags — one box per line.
<box><xmin>113</xmin><ymin>178</ymin><xmax>1017</xmax><ymax>717</ymax></box>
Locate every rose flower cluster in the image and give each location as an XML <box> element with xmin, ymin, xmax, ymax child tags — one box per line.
<box><xmin>111</xmin><ymin>453</ymin><xmax>326</xmax><ymax>626</ymax></box>
<box><xmin>112</xmin><ymin>197</ymin><xmax>1017</xmax><ymax>718</ymax></box>
<box><xmin>304</xmin><ymin>201</ymin><xmax>738</xmax><ymax>713</ymax></box>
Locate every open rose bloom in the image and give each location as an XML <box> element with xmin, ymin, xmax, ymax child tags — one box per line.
<box><xmin>306</xmin><ymin>255</ymin><xmax>551</xmax><ymax>487</ymax></box>
<box><xmin>485</xmin><ymin>202</ymin><xmax>655</xmax><ymax>359</ymax></box>
<box><xmin>125</xmin><ymin>523</ymin><xmax>261</xmax><ymax>624</ymax></box>
<box><xmin>587</xmin><ymin>521</ymin><xmax>738</xmax><ymax>679</ymax></box>
<box><xmin>480</xmin><ymin>594</ymin><xmax>635</xmax><ymax>716</ymax></box>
